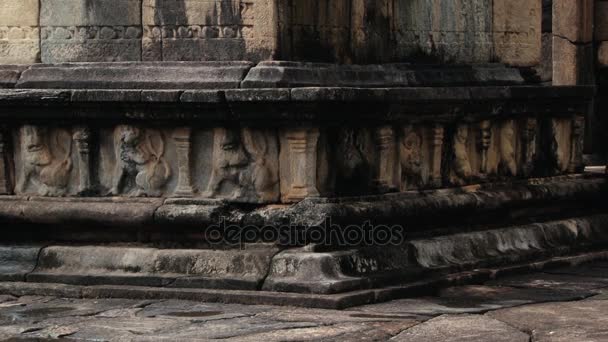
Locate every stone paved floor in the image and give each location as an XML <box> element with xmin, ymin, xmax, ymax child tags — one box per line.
<box><xmin>2</xmin><ymin>262</ymin><xmax>608</xmax><ymax>341</ymax></box>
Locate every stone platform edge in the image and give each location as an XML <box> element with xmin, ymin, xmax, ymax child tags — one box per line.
<box><xmin>0</xmin><ymin>174</ymin><xmax>604</xmax><ymax>228</ymax></box>
<box><xmin>0</xmin><ymin>250</ymin><xmax>607</xmax><ymax>310</ymax></box>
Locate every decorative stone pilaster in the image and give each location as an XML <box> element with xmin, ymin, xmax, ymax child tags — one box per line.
<box><xmin>429</xmin><ymin>124</ymin><xmax>444</xmax><ymax>188</ymax></box>
<box><xmin>0</xmin><ymin>126</ymin><xmax>12</xmax><ymax>194</ymax></box>
<box><xmin>521</xmin><ymin>118</ymin><xmax>538</xmax><ymax>177</ymax></box>
<box><xmin>373</xmin><ymin>126</ymin><xmax>398</xmax><ymax>193</ymax></box>
<box><xmin>73</xmin><ymin>127</ymin><xmax>92</xmax><ymax>195</ymax></box>
<box><xmin>569</xmin><ymin>115</ymin><xmax>585</xmax><ymax>173</ymax></box>
<box><xmin>173</xmin><ymin>127</ymin><xmax>195</xmax><ymax>197</ymax></box>
<box><xmin>478</xmin><ymin>121</ymin><xmax>492</xmax><ymax>176</ymax></box>
<box><xmin>280</xmin><ymin>128</ymin><xmax>320</xmax><ymax>203</ymax></box>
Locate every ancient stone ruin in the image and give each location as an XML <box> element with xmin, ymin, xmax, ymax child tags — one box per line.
<box><xmin>0</xmin><ymin>0</ymin><xmax>606</xmax><ymax>308</ymax></box>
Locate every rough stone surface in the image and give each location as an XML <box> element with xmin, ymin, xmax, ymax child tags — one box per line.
<box><xmin>0</xmin><ymin>0</ymin><xmax>40</xmax><ymax>64</ymax></box>
<box><xmin>553</xmin><ymin>36</ymin><xmax>595</xmax><ymax>85</ymax></box>
<box><xmin>0</xmin><ymin>246</ymin><xmax>41</xmax><ymax>281</ymax></box>
<box><xmin>391</xmin><ymin>314</ymin><xmax>529</xmax><ymax>342</ymax></box>
<box><xmin>493</xmin><ymin>0</ymin><xmax>542</xmax><ymax>66</ymax></box>
<box><xmin>39</xmin><ymin>0</ymin><xmax>143</xmax><ymax>63</ymax></box>
<box><xmin>142</xmin><ymin>0</ymin><xmax>276</xmax><ymax>62</ymax></box>
<box><xmin>553</xmin><ymin>0</ymin><xmax>594</xmax><ymax>43</ymax></box>
<box><xmin>599</xmin><ymin>41</ymin><xmax>608</xmax><ymax>67</ymax></box>
<box><xmin>596</xmin><ymin>1</ymin><xmax>608</xmax><ymax>41</ymax></box>
<box><xmin>16</xmin><ymin>62</ymin><xmax>253</xmax><ymax>89</ymax></box>
<box><xmin>487</xmin><ymin>300</ymin><xmax>608</xmax><ymax>342</ymax></box>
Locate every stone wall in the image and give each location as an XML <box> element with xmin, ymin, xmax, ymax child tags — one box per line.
<box><xmin>0</xmin><ymin>0</ymin><xmax>542</xmax><ymax>65</ymax></box>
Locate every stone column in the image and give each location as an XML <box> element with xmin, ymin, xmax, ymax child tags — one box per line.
<box><xmin>173</xmin><ymin>127</ymin><xmax>195</xmax><ymax>197</ymax></box>
<box><xmin>280</xmin><ymin>128</ymin><xmax>320</xmax><ymax>203</ymax></box>
<box><xmin>429</xmin><ymin>124</ymin><xmax>444</xmax><ymax>188</ymax></box>
<box><xmin>73</xmin><ymin>127</ymin><xmax>92</xmax><ymax>195</ymax></box>
<box><xmin>553</xmin><ymin>0</ymin><xmax>594</xmax><ymax>85</ymax></box>
<box><xmin>478</xmin><ymin>121</ymin><xmax>492</xmax><ymax>176</ymax></box>
<box><xmin>569</xmin><ymin>115</ymin><xmax>585</xmax><ymax>173</ymax></box>
<box><xmin>0</xmin><ymin>0</ymin><xmax>40</xmax><ymax>63</ymax></box>
<box><xmin>521</xmin><ymin>118</ymin><xmax>538</xmax><ymax>177</ymax></box>
<box><xmin>373</xmin><ymin>126</ymin><xmax>398</xmax><ymax>192</ymax></box>
<box><xmin>0</xmin><ymin>126</ymin><xmax>11</xmax><ymax>195</ymax></box>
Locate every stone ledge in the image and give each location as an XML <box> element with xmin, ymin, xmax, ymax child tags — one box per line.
<box><xmin>0</xmin><ymin>176</ymin><xmax>604</xmax><ymax>230</ymax></box>
<box><xmin>0</xmin><ymin>250</ymin><xmax>607</xmax><ymax>309</ymax></box>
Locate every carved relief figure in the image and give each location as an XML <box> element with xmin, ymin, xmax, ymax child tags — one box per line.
<box><xmin>205</xmin><ymin>127</ymin><xmax>277</xmax><ymax>202</ymax></box>
<box><xmin>498</xmin><ymin>120</ymin><xmax>517</xmax><ymax>176</ymax></box>
<box><xmin>336</xmin><ymin>128</ymin><xmax>371</xmax><ymax>194</ymax></box>
<box><xmin>16</xmin><ymin>126</ymin><xmax>73</xmax><ymax>196</ymax></box>
<box><xmin>108</xmin><ymin>125</ymin><xmax>171</xmax><ymax>197</ymax></box>
<box><xmin>400</xmin><ymin>126</ymin><xmax>423</xmax><ymax>190</ymax></box>
<box><xmin>450</xmin><ymin>124</ymin><xmax>472</xmax><ymax>185</ymax></box>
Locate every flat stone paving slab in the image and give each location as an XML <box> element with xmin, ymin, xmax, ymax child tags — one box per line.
<box><xmin>2</xmin><ymin>262</ymin><xmax>608</xmax><ymax>340</ymax></box>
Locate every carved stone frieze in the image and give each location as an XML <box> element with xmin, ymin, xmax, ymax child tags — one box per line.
<box><xmin>108</xmin><ymin>125</ymin><xmax>171</xmax><ymax>197</ymax></box>
<box><xmin>16</xmin><ymin>125</ymin><xmax>74</xmax><ymax>196</ymax></box>
<box><xmin>205</xmin><ymin>127</ymin><xmax>278</xmax><ymax>203</ymax></box>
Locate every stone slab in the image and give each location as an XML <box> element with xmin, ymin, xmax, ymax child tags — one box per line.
<box><xmin>487</xmin><ymin>300</ymin><xmax>608</xmax><ymax>342</ymax></box>
<box><xmin>552</xmin><ymin>36</ymin><xmax>595</xmax><ymax>85</ymax></box>
<box><xmin>553</xmin><ymin>0</ymin><xmax>594</xmax><ymax>43</ymax></box>
<box><xmin>391</xmin><ymin>314</ymin><xmax>529</xmax><ymax>342</ymax></box>
<box><xmin>0</xmin><ymin>0</ymin><xmax>40</xmax><ymax>64</ymax></box>
<box><xmin>40</xmin><ymin>0</ymin><xmax>143</xmax><ymax>63</ymax></box>
<box><xmin>16</xmin><ymin>62</ymin><xmax>253</xmax><ymax>89</ymax></box>
<box><xmin>141</xmin><ymin>0</ymin><xmax>276</xmax><ymax>62</ymax></box>
<box><xmin>0</xmin><ymin>65</ymin><xmax>27</xmax><ymax>88</ymax></box>
<box><xmin>0</xmin><ymin>246</ymin><xmax>42</xmax><ymax>281</ymax></box>
<box><xmin>242</xmin><ymin>62</ymin><xmax>524</xmax><ymax>88</ymax></box>
<box><xmin>493</xmin><ymin>0</ymin><xmax>542</xmax><ymax>66</ymax></box>
<box><xmin>486</xmin><ymin>272</ymin><xmax>608</xmax><ymax>292</ymax></box>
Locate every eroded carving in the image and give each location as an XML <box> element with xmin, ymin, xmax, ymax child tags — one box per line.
<box><xmin>521</xmin><ymin>118</ymin><xmax>537</xmax><ymax>177</ymax></box>
<box><xmin>400</xmin><ymin>125</ymin><xmax>423</xmax><ymax>190</ymax></box>
<box><xmin>173</xmin><ymin>127</ymin><xmax>195</xmax><ymax>197</ymax></box>
<box><xmin>449</xmin><ymin>124</ymin><xmax>473</xmax><ymax>185</ymax></box>
<box><xmin>73</xmin><ymin>127</ymin><xmax>92</xmax><ymax>195</ymax></box>
<box><xmin>336</xmin><ymin>128</ymin><xmax>372</xmax><ymax>194</ymax></box>
<box><xmin>373</xmin><ymin>126</ymin><xmax>398</xmax><ymax>193</ymax></box>
<box><xmin>569</xmin><ymin>115</ymin><xmax>585</xmax><ymax>173</ymax></box>
<box><xmin>429</xmin><ymin>124</ymin><xmax>444</xmax><ymax>188</ymax></box>
<box><xmin>205</xmin><ymin>127</ymin><xmax>278</xmax><ymax>202</ymax></box>
<box><xmin>498</xmin><ymin>120</ymin><xmax>517</xmax><ymax>176</ymax></box>
<box><xmin>478</xmin><ymin>121</ymin><xmax>491</xmax><ymax>176</ymax></box>
<box><xmin>16</xmin><ymin>126</ymin><xmax>73</xmax><ymax>196</ymax></box>
<box><xmin>108</xmin><ymin>125</ymin><xmax>171</xmax><ymax>197</ymax></box>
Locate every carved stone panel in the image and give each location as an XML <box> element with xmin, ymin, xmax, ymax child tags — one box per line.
<box><xmin>399</xmin><ymin>125</ymin><xmax>436</xmax><ymax>191</ymax></box>
<box><xmin>203</xmin><ymin>127</ymin><xmax>279</xmax><ymax>203</ymax></box>
<box><xmin>334</xmin><ymin>127</ymin><xmax>374</xmax><ymax>195</ymax></box>
<box><xmin>549</xmin><ymin>118</ymin><xmax>573</xmax><ymax>174</ymax></box>
<box><xmin>0</xmin><ymin>0</ymin><xmax>40</xmax><ymax>63</ymax></box>
<box><xmin>40</xmin><ymin>0</ymin><xmax>142</xmax><ymax>63</ymax></box>
<box><xmin>372</xmin><ymin>126</ymin><xmax>399</xmax><ymax>193</ymax></box>
<box><xmin>102</xmin><ymin>125</ymin><xmax>174</xmax><ymax>197</ymax></box>
<box><xmin>448</xmin><ymin>124</ymin><xmax>479</xmax><ymax>186</ymax></box>
<box><xmin>14</xmin><ymin>126</ymin><xmax>77</xmax><ymax>196</ymax></box>
<box><xmin>143</xmin><ymin>0</ymin><xmax>275</xmax><ymax>61</ymax></box>
<box><xmin>485</xmin><ymin>120</ymin><xmax>521</xmax><ymax>177</ymax></box>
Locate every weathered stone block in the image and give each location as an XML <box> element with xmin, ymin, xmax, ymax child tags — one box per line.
<box><xmin>393</xmin><ymin>0</ymin><xmax>493</xmax><ymax>64</ymax></box>
<box><xmin>599</xmin><ymin>41</ymin><xmax>608</xmax><ymax>66</ymax></box>
<box><xmin>0</xmin><ymin>0</ymin><xmax>40</xmax><ymax>63</ymax></box>
<box><xmin>142</xmin><ymin>0</ymin><xmax>276</xmax><ymax>62</ymax></box>
<box><xmin>553</xmin><ymin>0</ymin><xmax>594</xmax><ymax>43</ymax></box>
<box><xmin>553</xmin><ymin>36</ymin><xmax>595</xmax><ymax>85</ymax></box>
<box><xmin>40</xmin><ymin>0</ymin><xmax>142</xmax><ymax>63</ymax></box>
<box><xmin>493</xmin><ymin>0</ymin><xmax>542</xmax><ymax>67</ymax></box>
<box><xmin>596</xmin><ymin>1</ymin><xmax>608</xmax><ymax>41</ymax></box>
